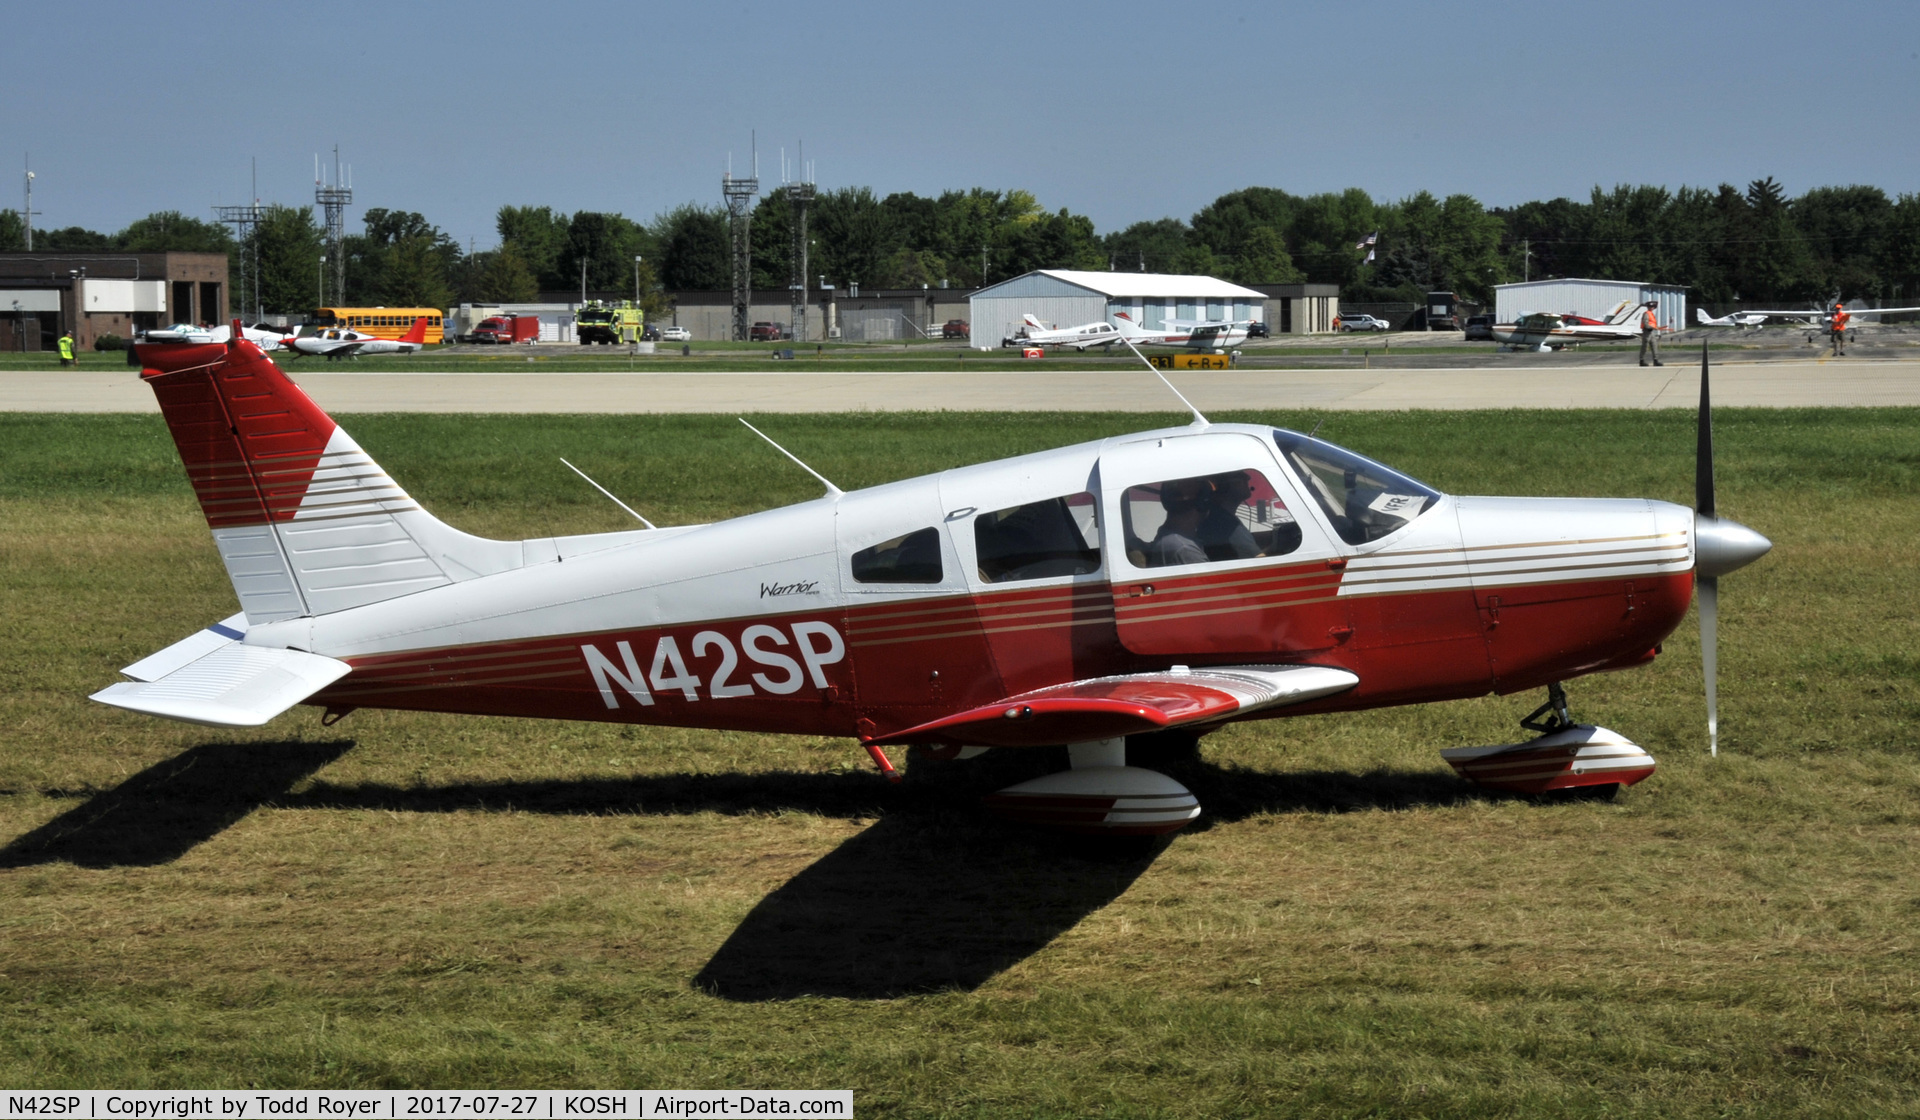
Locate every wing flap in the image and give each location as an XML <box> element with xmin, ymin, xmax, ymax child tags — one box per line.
<box><xmin>92</xmin><ymin>642</ymin><xmax>350</xmax><ymax>728</ymax></box>
<box><xmin>869</xmin><ymin>664</ymin><xmax>1358</xmax><ymax>748</ymax></box>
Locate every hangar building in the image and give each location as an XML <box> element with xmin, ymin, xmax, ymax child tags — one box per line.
<box><xmin>1494</xmin><ymin>278</ymin><xmax>1686</xmax><ymax>333</ymax></box>
<box><xmin>968</xmin><ymin>270</ymin><xmax>1269</xmax><ymax>349</ymax></box>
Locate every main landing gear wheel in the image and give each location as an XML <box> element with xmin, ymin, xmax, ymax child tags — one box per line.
<box><xmin>983</xmin><ymin>738</ymin><xmax>1202</xmax><ymax>836</ymax></box>
<box><xmin>1440</xmin><ymin>681</ymin><xmax>1656</xmax><ymax>796</ymax></box>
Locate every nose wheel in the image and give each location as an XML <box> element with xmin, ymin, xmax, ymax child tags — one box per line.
<box><xmin>1440</xmin><ymin>681</ymin><xmax>1657</xmax><ymax>795</ymax></box>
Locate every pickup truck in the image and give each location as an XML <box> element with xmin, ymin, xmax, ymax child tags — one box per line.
<box><xmin>750</xmin><ymin>321</ymin><xmax>789</xmax><ymax>341</ymax></box>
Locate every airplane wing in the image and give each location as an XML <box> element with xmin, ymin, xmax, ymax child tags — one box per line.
<box><xmin>865</xmin><ymin>663</ymin><xmax>1358</xmax><ymax>748</ymax></box>
<box><xmin>91</xmin><ymin>615</ymin><xmax>351</xmax><ymax>727</ymax></box>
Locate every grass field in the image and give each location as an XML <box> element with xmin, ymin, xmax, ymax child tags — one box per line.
<box><xmin>2</xmin><ymin>408</ymin><xmax>1917</xmax><ymax>1116</ymax></box>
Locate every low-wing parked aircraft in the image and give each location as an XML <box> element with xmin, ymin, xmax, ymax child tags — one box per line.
<box><xmin>1005</xmin><ymin>314</ymin><xmax>1126</xmax><ymax>351</ymax></box>
<box><xmin>1489</xmin><ymin>299</ymin><xmax>1646</xmax><ymax>350</ymax></box>
<box><xmin>1695</xmin><ymin>309</ymin><xmax>1770</xmax><ymax>330</ymax></box>
<box><xmin>141</xmin><ymin>322</ymin><xmax>294</xmax><ymax>351</ymax></box>
<box><xmin>1111</xmin><ymin>312</ymin><xmax>1250</xmax><ymax>352</ymax></box>
<box><xmin>287</xmin><ymin>316</ymin><xmax>431</xmax><ymax>360</ymax></box>
<box><xmin>92</xmin><ymin>325</ymin><xmax>1770</xmax><ymax>836</ymax></box>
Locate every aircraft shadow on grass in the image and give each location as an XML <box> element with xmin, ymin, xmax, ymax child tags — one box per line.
<box><xmin>0</xmin><ymin>738</ymin><xmax>1496</xmax><ymax>1000</ymax></box>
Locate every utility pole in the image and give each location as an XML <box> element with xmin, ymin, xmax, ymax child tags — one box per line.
<box><xmin>21</xmin><ymin>156</ymin><xmax>39</xmax><ymax>251</ymax></box>
<box><xmin>980</xmin><ymin>245</ymin><xmax>988</xmax><ymax>287</ymax></box>
<box><xmin>634</xmin><ymin>256</ymin><xmax>642</xmax><ymax>305</ymax></box>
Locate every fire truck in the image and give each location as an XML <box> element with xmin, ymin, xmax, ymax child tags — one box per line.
<box><xmin>576</xmin><ymin>300</ymin><xmax>644</xmax><ymax>345</ymax></box>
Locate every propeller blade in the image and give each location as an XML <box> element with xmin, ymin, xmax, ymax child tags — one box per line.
<box><xmin>1699</xmin><ymin>573</ymin><xmax>1719</xmax><ymax>757</ymax></box>
<box><xmin>1696</xmin><ymin>338</ymin><xmax>1715</xmax><ymax>518</ymax></box>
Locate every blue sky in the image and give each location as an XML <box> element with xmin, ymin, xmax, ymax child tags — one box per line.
<box><xmin>6</xmin><ymin>0</ymin><xmax>1917</xmax><ymax>250</ymax></box>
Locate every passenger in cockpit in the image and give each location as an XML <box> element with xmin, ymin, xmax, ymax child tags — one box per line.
<box><xmin>1198</xmin><ymin>471</ymin><xmax>1260</xmax><ymax>561</ymax></box>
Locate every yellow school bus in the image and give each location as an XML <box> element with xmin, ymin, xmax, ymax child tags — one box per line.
<box><xmin>313</xmin><ymin>307</ymin><xmax>446</xmax><ymax>344</ymax></box>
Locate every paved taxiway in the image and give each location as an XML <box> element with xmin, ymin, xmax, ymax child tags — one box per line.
<box><xmin>3</xmin><ymin>358</ymin><xmax>1916</xmax><ymax>413</ymax></box>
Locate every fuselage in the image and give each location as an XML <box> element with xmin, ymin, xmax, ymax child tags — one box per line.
<box><xmin>272</xmin><ymin>423</ymin><xmax>1697</xmax><ymax>741</ymax></box>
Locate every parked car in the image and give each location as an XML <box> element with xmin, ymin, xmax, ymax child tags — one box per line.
<box><xmin>750</xmin><ymin>321</ymin><xmax>788</xmax><ymax>341</ymax></box>
<box><xmin>1462</xmin><ymin>314</ymin><xmax>1494</xmax><ymax>341</ymax></box>
<box><xmin>642</xmin><ymin>324</ymin><xmax>662</xmax><ymax>342</ymax></box>
<box><xmin>942</xmin><ymin>319</ymin><xmax>970</xmax><ymax>339</ymax></box>
<box><xmin>1337</xmin><ymin>314</ymin><xmax>1390</xmax><ymax>332</ymax></box>
<box><xmin>659</xmin><ymin>325</ymin><xmax>690</xmax><ymax>342</ymax></box>
<box><xmin>1245</xmin><ymin>320</ymin><xmax>1270</xmax><ymax>338</ymax></box>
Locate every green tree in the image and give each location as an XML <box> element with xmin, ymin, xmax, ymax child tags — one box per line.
<box><xmin>1102</xmin><ymin>218</ymin><xmax>1190</xmax><ymax>274</ymax></box>
<box><xmin>654</xmin><ymin>204</ymin><xmax>729</xmax><ymax>290</ymax></box>
<box><xmin>39</xmin><ymin>226</ymin><xmax>113</xmax><ymax>250</ymax></box>
<box><xmin>558</xmin><ymin>211</ymin><xmax>652</xmax><ymax>297</ymax></box>
<box><xmin>1223</xmin><ymin>226</ymin><xmax>1303</xmax><ymax>285</ymax></box>
<box><xmin>472</xmin><ymin>244</ymin><xmax>539</xmax><ymax>302</ymax></box>
<box><xmin>247</xmin><ymin>205</ymin><xmax>323</xmax><ymax>316</ymax></box>
<box><xmin>116</xmin><ymin>211</ymin><xmax>232</xmax><ymax>253</ymax></box>
<box><xmin>496</xmin><ymin>205</ymin><xmax>570</xmax><ymax>291</ymax></box>
<box><xmin>1793</xmin><ymin>185</ymin><xmax>1892</xmax><ymax>298</ymax></box>
<box><xmin>0</xmin><ymin>209</ymin><xmax>22</xmax><ymax>251</ymax></box>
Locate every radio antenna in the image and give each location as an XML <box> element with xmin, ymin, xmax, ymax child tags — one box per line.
<box><xmin>1118</xmin><ymin>334</ymin><xmax>1208</xmax><ymax>427</ymax></box>
<box><xmin>559</xmin><ymin>458</ymin><xmax>657</xmax><ymax>529</ymax></box>
<box><xmin>739</xmin><ymin>419</ymin><xmax>842</xmax><ymax>497</ymax></box>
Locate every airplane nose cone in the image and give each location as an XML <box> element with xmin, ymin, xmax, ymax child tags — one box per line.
<box><xmin>1694</xmin><ymin>514</ymin><xmax>1772</xmax><ymax>577</ymax></box>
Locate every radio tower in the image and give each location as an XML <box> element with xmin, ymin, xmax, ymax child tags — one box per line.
<box><xmin>783</xmin><ymin>146</ymin><xmax>814</xmax><ymax>343</ymax></box>
<box><xmin>214</xmin><ymin>158</ymin><xmax>265</xmax><ymax>321</ymax></box>
<box><xmin>314</xmin><ymin>145</ymin><xmax>352</xmax><ymax>306</ymax></box>
<box><xmin>722</xmin><ymin>143</ymin><xmax>759</xmax><ymax>342</ymax></box>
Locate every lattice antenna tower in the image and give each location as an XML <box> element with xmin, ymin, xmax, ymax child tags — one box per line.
<box><xmin>783</xmin><ymin>144</ymin><xmax>814</xmax><ymax>343</ymax></box>
<box><xmin>722</xmin><ymin>138</ymin><xmax>760</xmax><ymax>341</ymax></box>
<box><xmin>20</xmin><ymin>154</ymin><xmax>41</xmax><ymax>251</ymax></box>
<box><xmin>214</xmin><ymin>158</ymin><xmax>265</xmax><ymax>321</ymax></box>
<box><xmin>314</xmin><ymin>145</ymin><xmax>353</xmax><ymax>307</ymax></box>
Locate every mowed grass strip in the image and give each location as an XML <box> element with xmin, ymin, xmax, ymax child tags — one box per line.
<box><xmin>1</xmin><ymin>409</ymin><xmax>1917</xmax><ymax>1116</ymax></box>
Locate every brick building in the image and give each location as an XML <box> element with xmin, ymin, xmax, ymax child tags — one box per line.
<box><xmin>0</xmin><ymin>252</ymin><xmax>228</xmax><ymax>352</ymax></box>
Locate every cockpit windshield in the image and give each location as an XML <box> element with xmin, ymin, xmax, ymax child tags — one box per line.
<box><xmin>1271</xmin><ymin>429</ymin><xmax>1441</xmax><ymax>545</ymax></box>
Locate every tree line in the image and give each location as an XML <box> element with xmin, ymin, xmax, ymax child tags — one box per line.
<box><xmin>6</xmin><ymin>177</ymin><xmax>1919</xmax><ymax>318</ymax></box>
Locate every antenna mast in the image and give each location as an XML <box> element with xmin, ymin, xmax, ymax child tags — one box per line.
<box><xmin>21</xmin><ymin>154</ymin><xmax>40</xmax><ymax>251</ymax></box>
<box><xmin>214</xmin><ymin>158</ymin><xmax>265</xmax><ymax>321</ymax></box>
<box><xmin>314</xmin><ymin>145</ymin><xmax>353</xmax><ymax>307</ymax></box>
<box><xmin>722</xmin><ymin>136</ymin><xmax>760</xmax><ymax>341</ymax></box>
<box><xmin>784</xmin><ymin>142</ymin><xmax>814</xmax><ymax>343</ymax></box>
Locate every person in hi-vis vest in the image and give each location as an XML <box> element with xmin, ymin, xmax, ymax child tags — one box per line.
<box><xmin>1829</xmin><ymin>302</ymin><xmax>1850</xmax><ymax>356</ymax></box>
<box><xmin>1637</xmin><ymin>302</ymin><xmax>1663</xmax><ymax>367</ymax></box>
<box><xmin>57</xmin><ymin>329</ymin><xmax>76</xmax><ymax>368</ymax></box>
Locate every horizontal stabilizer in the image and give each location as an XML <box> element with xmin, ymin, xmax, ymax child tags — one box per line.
<box><xmin>92</xmin><ymin>641</ymin><xmax>350</xmax><ymax>728</ymax></box>
<box><xmin>119</xmin><ymin>613</ymin><xmax>249</xmax><ymax>681</ymax></box>
<box><xmin>868</xmin><ymin>663</ymin><xmax>1358</xmax><ymax>748</ymax></box>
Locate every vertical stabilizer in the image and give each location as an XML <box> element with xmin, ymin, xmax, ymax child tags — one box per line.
<box><xmin>138</xmin><ymin>333</ymin><xmax>523</xmax><ymax>623</ymax></box>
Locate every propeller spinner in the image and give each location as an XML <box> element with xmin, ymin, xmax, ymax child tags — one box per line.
<box><xmin>1692</xmin><ymin>339</ymin><xmax>1772</xmax><ymax>755</ymax></box>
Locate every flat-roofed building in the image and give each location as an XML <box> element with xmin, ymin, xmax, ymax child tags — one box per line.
<box><xmin>0</xmin><ymin>251</ymin><xmax>227</xmax><ymax>351</ymax></box>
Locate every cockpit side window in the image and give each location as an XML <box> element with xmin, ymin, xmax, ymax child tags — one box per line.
<box><xmin>1121</xmin><ymin>469</ymin><xmax>1302</xmax><ymax>569</ymax></box>
<box><xmin>974</xmin><ymin>492</ymin><xmax>1100</xmax><ymax>583</ymax></box>
<box><xmin>1272</xmin><ymin>429</ymin><xmax>1440</xmax><ymax>546</ymax></box>
<box><xmin>851</xmin><ymin>527</ymin><xmax>943</xmax><ymax>584</ymax></box>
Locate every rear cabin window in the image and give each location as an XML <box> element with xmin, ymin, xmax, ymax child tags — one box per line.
<box><xmin>1272</xmin><ymin>429</ymin><xmax>1439</xmax><ymax>545</ymax></box>
<box><xmin>974</xmin><ymin>492</ymin><xmax>1100</xmax><ymax>582</ymax></box>
<box><xmin>1122</xmin><ymin>469</ymin><xmax>1301</xmax><ymax>569</ymax></box>
<box><xmin>851</xmin><ymin>527</ymin><xmax>943</xmax><ymax>584</ymax></box>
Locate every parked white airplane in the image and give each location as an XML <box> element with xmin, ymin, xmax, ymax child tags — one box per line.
<box><xmin>1695</xmin><ymin>309</ymin><xmax>1769</xmax><ymax>330</ymax></box>
<box><xmin>142</xmin><ymin>322</ymin><xmax>293</xmax><ymax>351</ymax></box>
<box><xmin>1007</xmin><ymin>314</ymin><xmax>1125</xmax><ymax>351</ymax></box>
<box><xmin>1729</xmin><ymin>300</ymin><xmax>1920</xmax><ymax>328</ymax></box>
<box><xmin>1489</xmin><ymin>300</ymin><xmax>1645</xmax><ymax>350</ymax></box>
<box><xmin>288</xmin><ymin>317</ymin><xmax>431</xmax><ymax>360</ymax></box>
<box><xmin>1111</xmin><ymin>312</ymin><xmax>1250</xmax><ymax>351</ymax></box>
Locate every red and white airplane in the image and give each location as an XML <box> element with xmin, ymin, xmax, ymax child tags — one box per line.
<box><xmin>1112</xmin><ymin>311</ymin><xmax>1251</xmax><ymax>352</ymax></box>
<box><xmin>92</xmin><ymin>324</ymin><xmax>1770</xmax><ymax>835</ymax></box>
<box><xmin>287</xmin><ymin>316</ymin><xmax>431</xmax><ymax>360</ymax></box>
<box><xmin>1489</xmin><ymin>300</ymin><xmax>1649</xmax><ymax>350</ymax></box>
